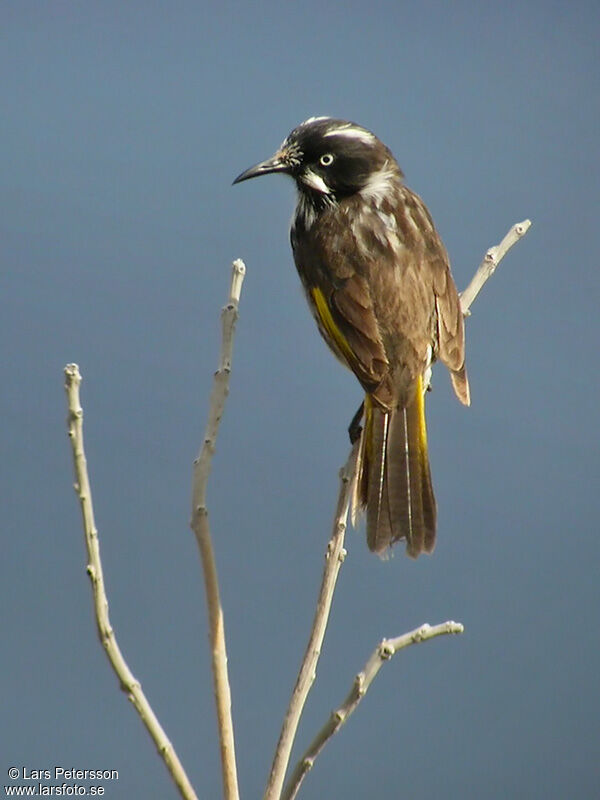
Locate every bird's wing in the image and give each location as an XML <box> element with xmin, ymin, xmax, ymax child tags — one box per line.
<box><xmin>311</xmin><ymin>274</ymin><xmax>390</xmax><ymax>395</ymax></box>
<box><xmin>425</xmin><ymin>245</ymin><xmax>462</xmax><ymax>367</ymax></box>
<box><xmin>427</xmin><ymin>239</ymin><xmax>470</xmax><ymax>406</ymax></box>
<box><xmin>398</xmin><ymin>187</ymin><xmax>470</xmax><ymax>406</ymax></box>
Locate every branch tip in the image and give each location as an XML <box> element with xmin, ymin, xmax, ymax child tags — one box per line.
<box><xmin>460</xmin><ymin>218</ymin><xmax>532</xmax><ymax>316</ymax></box>
<box><xmin>190</xmin><ymin>261</ymin><xmax>245</xmax><ymax>800</ymax></box>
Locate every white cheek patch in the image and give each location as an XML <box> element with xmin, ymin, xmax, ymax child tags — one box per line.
<box><xmin>359</xmin><ymin>165</ymin><xmax>397</xmax><ymax>205</ymax></box>
<box><xmin>301</xmin><ymin>170</ymin><xmax>331</xmax><ymax>194</ymax></box>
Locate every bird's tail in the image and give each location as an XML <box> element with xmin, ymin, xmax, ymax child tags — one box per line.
<box><xmin>352</xmin><ymin>375</ymin><xmax>436</xmax><ymax>557</ymax></box>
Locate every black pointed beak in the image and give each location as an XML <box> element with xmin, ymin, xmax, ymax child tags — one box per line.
<box><xmin>232</xmin><ymin>154</ymin><xmax>290</xmax><ymax>185</ymax></box>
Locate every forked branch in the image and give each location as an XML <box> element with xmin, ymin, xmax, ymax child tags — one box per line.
<box><xmin>282</xmin><ymin>621</ymin><xmax>464</xmax><ymax>800</ymax></box>
<box><xmin>264</xmin><ymin>443</ymin><xmax>360</xmax><ymax>800</ymax></box>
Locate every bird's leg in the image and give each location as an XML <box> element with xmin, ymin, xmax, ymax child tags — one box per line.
<box><xmin>348</xmin><ymin>401</ymin><xmax>365</xmax><ymax>444</ymax></box>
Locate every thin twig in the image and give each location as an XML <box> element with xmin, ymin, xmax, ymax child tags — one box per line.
<box><xmin>64</xmin><ymin>364</ymin><xmax>198</xmax><ymax>800</ymax></box>
<box><xmin>460</xmin><ymin>219</ymin><xmax>532</xmax><ymax>315</ymax></box>
<box><xmin>282</xmin><ymin>621</ymin><xmax>464</xmax><ymax>800</ymax></box>
<box><xmin>191</xmin><ymin>259</ymin><xmax>246</xmax><ymax>800</ymax></box>
<box><xmin>264</xmin><ymin>443</ymin><xmax>360</xmax><ymax>800</ymax></box>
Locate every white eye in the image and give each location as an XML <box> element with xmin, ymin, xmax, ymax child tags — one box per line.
<box><xmin>319</xmin><ymin>153</ymin><xmax>334</xmax><ymax>166</ymax></box>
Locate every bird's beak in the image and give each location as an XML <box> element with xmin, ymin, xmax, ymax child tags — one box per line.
<box><xmin>232</xmin><ymin>152</ymin><xmax>290</xmax><ymax>185</ymax></box>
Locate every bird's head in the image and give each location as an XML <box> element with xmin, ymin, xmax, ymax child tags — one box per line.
<box><xmin>233</xmin><ymin>117</ymin><xmax>401</xmax><ymax>201</ymax></box>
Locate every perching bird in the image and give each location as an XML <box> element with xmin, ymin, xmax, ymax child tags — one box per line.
<box><xmin>234</xmin><ymin>117</ymin><xmax>469</xmax><ymax>557</ymax></box>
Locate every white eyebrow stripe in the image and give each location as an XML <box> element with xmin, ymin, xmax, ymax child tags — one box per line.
<box><xmin>324</xmin><ymin>127</ymin><xmax>375</xmax><ymax>144</ymax></box>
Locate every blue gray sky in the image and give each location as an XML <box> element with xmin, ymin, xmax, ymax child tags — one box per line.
<box><xmin>2</xmin><ymin>2</ymin><xmax>599</xmax><ymax>798</ymax></box>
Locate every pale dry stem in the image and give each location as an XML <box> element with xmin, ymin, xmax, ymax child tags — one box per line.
<box><xmin>64</xmin><ymin>364</ymin><xmax>198</xmax><ymax>800</ymax></box>
<box><xmin>191</xmin><ymin>259</ymin><xmax>246</xmax><ymax>800</ymax></box>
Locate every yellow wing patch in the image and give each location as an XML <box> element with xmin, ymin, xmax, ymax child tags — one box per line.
<box><xmin>310</xmin><ymin>287</ymin><xmax>356</xmax><ymax>368</ymax></box>
<box><xmin>414</xmin><ymin>373</ymin><xmax>429</xmax><ymax>469</ymax></box>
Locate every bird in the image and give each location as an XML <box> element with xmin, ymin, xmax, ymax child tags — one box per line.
<box><xmin>233</xmin><ymin>117</ymin><xmax>469</xmax><ymax>557</ymax></box>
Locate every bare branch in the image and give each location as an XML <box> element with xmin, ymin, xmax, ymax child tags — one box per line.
<box><xmin>191</xmin><ymin>259</ymin><xmax>246</xmax><ymax>800</ymax></box>
<box><xmin>460</xmin><ymin>219</ymin><xmax>532</xmax><ymax>315</ymax></box>
<box><xmin>282</xmin><ymin>621</ymin><xmax>464</xmax><ymax>800</ymax></box>
<box><xmin>64</xmin><ymin>364</ymin><xmax>197</xmax><ymax>800</ymax></box>
<box><xmin>264</xmin><ymin>443</ymin><xmax>360</xmax><ymax>800</ymax></box>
